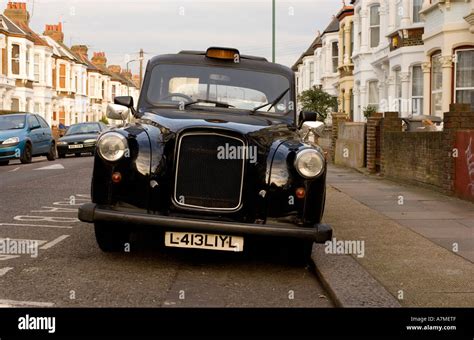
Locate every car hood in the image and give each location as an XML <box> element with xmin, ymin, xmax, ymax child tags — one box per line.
<box><xmin>140</xmin><ymin>108</ymin><xmax>295</xmax><ymax>135</ymax></box>
<box><xmin>59</xmin><ymin>133</ymin><xmax>99</xmax><ymax>143</ymax></box>
<box><xmin>0</xmin><ymin>129</ymin><xmax>25</xmax><ymax>140</ymax></box>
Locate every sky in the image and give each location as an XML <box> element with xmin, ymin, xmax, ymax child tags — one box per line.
<box><xmin>2</xmin><ymin>0</ymin><xmax>342</xmax><ymax>73</ymax></box>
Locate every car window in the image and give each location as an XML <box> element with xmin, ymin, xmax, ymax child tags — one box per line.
<box><xmin>27</xmin><ymin>115</ymin><xmax>40</xmax><ymax>128</ymax></box>
<box><xmin>37</xmin><ymin>116</ymin><xmax>49</xmax><ymax>129</ymax></box>
<box><xmin>0</xmin><ymin>115</ymin><xmax>26</xmax><ymax>130</ymax></box>
<box><xmin>147</xmin><ymin>64</ymin><xmax>292</xmax><ymax>114</ymax></box>
<box><xmin>65</xmin><ymin>124</ymin><xmax>101</xmax><ymax>136</ymax></box>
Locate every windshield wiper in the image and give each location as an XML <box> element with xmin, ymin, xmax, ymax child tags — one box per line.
<box><xmin>251</xmin><ymin>88</ymin><xmax>290</xmax><ymax>114</ymax></box>
<box><xmin>184</xmin><ymin>99</ymin><xmax>234</xmax><ymax>109</ymax></box>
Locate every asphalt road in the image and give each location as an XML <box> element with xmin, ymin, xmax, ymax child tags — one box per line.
<box><xmin>0</xmin><ymin>156</ymin><xmax>334</xmax><ymax>307</ymax></box>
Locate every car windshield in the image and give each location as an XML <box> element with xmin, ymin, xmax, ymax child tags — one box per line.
<box><xmin>146</xmin><ymin>64</ymin><xmax>293</xmax><ymax>115</ymax></box>
<box><xmin>66</xmin><ymin>124</ymin><xmax>100</xmax><ymax>136</ymax></box>
<box><xmin>0</xmin><ymin>115</ymin><xmax>26</xmax><ymax>130</ymax></box>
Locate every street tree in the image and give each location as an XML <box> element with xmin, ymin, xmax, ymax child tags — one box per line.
<box><xmin>298</xmin><ymin>86</ymin><xmax>338</xmax><ymax>122</ymax></box>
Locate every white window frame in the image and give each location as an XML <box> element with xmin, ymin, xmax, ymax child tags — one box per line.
<box><xmin>394</xmin><ymin>68</ymin><xmax>402</xmax><ymax>114</ymax></box>
<box><xmin>413</xmin><ymin>0</ymin><xmax>423</xmax><ymax>23</ymax></box>
<box><xmin>368</xmin><ymin>80</ymin><xmax>379</xmax><ymax>110</ymax></box>
<box><xmin>431</xmin><ymin>52</ymin><xmax>443</xmax><ymax>116</ymax></box>
<box><xmin>332</xmin><ymin>41</ymin><xmax>339</xmax><ymax>73</ymax></box>
<box><xmin>11</xmin><ymin>43</ymin><xmax>20</xmax><ymax>75</ymax></box>
<box><xmin>309</xmin><ymin>61</ymin><xmax>314</xmax><ymax>85</ymax></box>
<box><xmin>26</xmin><ymin>48</ymin><xmax>30</xmax><ymax>78</ymax></box>
<box><xmin>453</xmin><ymin>48</ymin><xmax>474</xmax><ymax>107</ymax></box>
<box><xmin>369</xmin><ymin>5</ymin><xmax>381</xmax><ymax>48</ymax></box>
<box><xmin>33</xmin><ymin>53</ymin><xmax>40</xmax><ymax>82</ymax></box>
<box><xmin>411</xmin><ymin>64</ymin><xmax>423</xmax><ymax>115</ymax></box>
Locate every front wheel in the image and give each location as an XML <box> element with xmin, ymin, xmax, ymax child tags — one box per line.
<box><xmin>20</xmin><ymin>143</ymin><xmax>32</xmax><ymax>164</ymax></box>
<box><xmin>0</xmin><ymin>160</ymin><xmax>9</xmax><ymax>166</ymax></box>
<box><xmin>94</xmin><ymin>222</ymin><xmax>131</xmax><ymax>252</ymax></box>
<box><xmin>46</xmin><ymin>142</ymin><xmax>57</xmax><ymax>161</ymax></box>
<box><xmin>288</xmin><ymin>240</ymin><xmax>314</xmax><ymax>266</ymax></box>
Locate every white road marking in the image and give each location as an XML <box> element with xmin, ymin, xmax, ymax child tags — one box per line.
<box><xmin>34</xmin><ymin>164</ymin><xmax>65</xmax><ymax>170</ymax></box>
<box><xmin>0</xmin><ymin>299</ymin><xmax>54</xmax><ymax>307</ymax></box>
<box><xmin>0</xmin><ymin>255</ymin><xmax>20</xmax><ymax>261</ymax></box>
<box><xmin>0</xmin><ymin>267</ymin><xmax>13</xmax><ymax>276</ymax></box>
<box><xmin>14</xmin><ymin>216</ymin><xmax>79</xmax><ymax>223</ymax></box>
<box><xmin>31</xmin><ymin>207</ymin><xmax>78</xmax><ymax>213</ymax></box>
<box><xmin>8</xmin><ymin>167</ymin><xmax>20</xmax><ymax>173</ymax></box>
<box><xmin>0</xmin><ymin>223</ymin><xmax>72</xmax><ymax>229</ymax></box>
<box><xmin>40</xmin><ymin>235</ymin><xmax>70</xmax><ymax>250</ymax></box>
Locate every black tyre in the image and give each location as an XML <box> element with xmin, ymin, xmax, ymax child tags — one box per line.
<box><xmin>20</xmin><ymin>143</ymin><xmax>32</xmax><ymax>164</ymax></box>
<box><xmin>58</xmin><ymin>153</ymin><xmax>66</xmax><ymax>159</ymax></box>
<box><xmin>94</xmin><ymin>222</ymin><xmax>131</xmax><ymax>252</ymax></box>
<box><xmin>46</xmin><ymin>142</ymin><xmax>57</xmax><ymax>161</ymax></box>
<box><xmin>288</xmin><ymin>240</ymin><xmax>314</xmax><ymax>266</ymax></box>
<box><xmin>75</xmin><ymin>153</ymin><xmax>81</xmax><ymax>157</ymax></box>
<box><xmin>0</xmin><ymin>160</ymin><xmax>9</xmax><ymax>166</ymax></box>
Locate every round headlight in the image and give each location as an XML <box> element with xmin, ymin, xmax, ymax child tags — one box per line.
<box><xmin>294</xmin><ymin>149</ymin><xmax>325</xmax><ymax>179</ymax></box>
<box><xmin>97</xmin><ymin>132</ymin><xmax>128</xmax><ymax>162</ymax></box>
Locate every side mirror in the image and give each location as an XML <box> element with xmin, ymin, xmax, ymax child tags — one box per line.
<box><xmin>114</xmin><ymin>96</ymin><xmax>134</xmax><ymax>108</ymax></box>
<box><xmin>106</xmin><ymin>104</ymin><xmax>130</xmax><ymax>121</ymax></box>
<box><xmin>302</xmin><ymin>121</ymin><xmax>325</xmax><ymax>137</ymax></box>
<box><xmin>298</xmin><ymin>111</ymin><xmax>318</xmax><ymax>128</ymax></box>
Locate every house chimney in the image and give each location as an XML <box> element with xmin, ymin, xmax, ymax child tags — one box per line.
<box><xmin>43</xmin><ymin>23</ymin><xmax>64</xmax><ymax>43</ymax></box>
<box><xmin>4</xmin><ymin>2</ymin><xmax>30</xmax><ymax>26</ymax></box>
<box><xmin>108</xmin><ymin>65</ymin><xmax>122</xmax><ymax>74</ymax></box>
<box><xmin>71</xmin><ymin>45</ymin><xmax>89</xmax><ymax>59</ymax></box>
<box><xmin>91</xmin><ymin>52</ymin><xmax>107</xmax><ymax>67</ymax></box>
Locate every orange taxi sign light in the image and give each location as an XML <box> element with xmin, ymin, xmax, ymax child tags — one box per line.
<box><xmin>206</xmin><ymin>47</ymin><xmax>240</xmax><ymax>61</ymax></box>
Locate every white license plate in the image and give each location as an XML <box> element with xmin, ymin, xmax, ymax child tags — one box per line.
<box><xmin>165</xmin><ymin>232</ymin><xmax>244</xmax><ymax>252</ymax></box>
<box><xmin>68</xmin><ymin>144</ymin><xmax>83</xmax><ymax>149</ymax></box>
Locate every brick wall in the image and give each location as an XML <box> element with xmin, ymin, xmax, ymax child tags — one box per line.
<box><xmin>330</xmin><ymin>113</ymin><xmax>348</xmax><ymax>161</ymax></box>
<box><xmin>383</xmin><ymin>131</ymin><xmax>446</xmax><ymax>191</ymax></box>
<box><xmin>380</xmin><ymin>105</ymin><xmax>474</xmax><ymax>194</ymax></box>
<box><xmin>366</xmin><ymin>112</ymin><xmax>383</xmax><ymax>173</ymax></box>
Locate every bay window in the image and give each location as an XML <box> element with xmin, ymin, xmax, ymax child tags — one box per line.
<box><xmin>454</xmin><ymin>49</ymin><xmax>474</xmax><ymax>110</ymax></box>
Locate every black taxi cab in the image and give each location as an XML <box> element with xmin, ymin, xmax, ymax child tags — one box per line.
<box><xmin>78</xmin><ymin>47</ymin><xmax>332</xmax><ymax>263</ymax></box>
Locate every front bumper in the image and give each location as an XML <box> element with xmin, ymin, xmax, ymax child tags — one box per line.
<box><xmin>0</xmin><ymin>141</ymin><xmax>23</xmax><ymax>160</ymax></box>
<box><xmin>57</xmin><ymin>144</ymin><xmax>95</xmax><ymax>155</ymax></box>
<box><xmin>78</xmin><ymin>203</ymin><xmax>332</xmax><ymax>243</ymax></box>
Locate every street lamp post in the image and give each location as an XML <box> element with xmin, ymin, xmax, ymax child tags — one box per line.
<box><xmin>272</xmin><ymin>0</ymin><xmax>276</xmax><ymax>63</ymax></box>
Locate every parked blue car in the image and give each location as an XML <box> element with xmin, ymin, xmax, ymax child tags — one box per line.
<box><xmin>0</xmin><ymin>113</ymin><xmax>56</xmax><ymax>165</ymax></box>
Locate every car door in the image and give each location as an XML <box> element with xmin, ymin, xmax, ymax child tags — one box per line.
<box><xmin>37</xmin><ymin>115</ymin><xmax>53</xmax><ymax>152</ymax></box>
<box><xmin>27</xmin><ymin>115</ymin><xmax>43</xmax><ymax>155</ymax></box>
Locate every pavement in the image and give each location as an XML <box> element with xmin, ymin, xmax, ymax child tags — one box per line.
<box><xmin>315</xmin><ymin>164</ymin><xmax>474</xmax><ymax>307</ymax></box>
